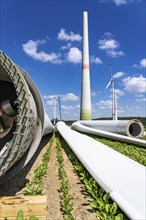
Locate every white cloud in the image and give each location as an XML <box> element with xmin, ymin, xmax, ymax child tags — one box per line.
<box><xmin>61</xmin><ymin>43</ymin><xmax>72</xmax><ymax>50</ymax></box>
<box><xmin>90</xmin><ymin>56</ymin><xmax>103</xmax><ymax>64</ymax></box>
<box><xmin>112</xmin><ymin>0</ymin><xmax>128</xmax><ymax>6</ymax></box>
<box><xmin>44</xmin><ymin>93</ymin><xmax>79</xmax><ymax>103</ymax></box>
<box><xmin>136</xmin><ymin>98</ymin><xmax>146</xmax><ymax>102</ymax></box>
<box><xmin>75</xmin><ymin>104</ymin><xmax>80</xmax><ymax>109</ymax></box>
<box><xmin>125</xmin><ymin>105</ymin><xmax>141</xmax><ymax>115</ymax></box>
<box><xmin>47</xmin><ymin>100</ymin><xmax>54</xmax><ymax>106</ymax></box>
<box><xmin>140</xmin><ymin>58</ymin><xmax>146</xmax><ymax>68</ymax></box>
<box><xmin>106</xmin><ymin>50</ymin><xmax>124</xmax><ymax>58</ymax></box>
<box><xmin>91</xmin><ymin>91</ymin><xmax>101</xmax><ymax>97</ymax></box>
<box><xmin>109</xmin><ymin>88</ymin><xmax>124</xmax><ymax>99</ymax></box>
<box><xmin>91</xmin><ymin>91</ymin><xmax>97</xmax><ymax>97</ymax></box>
<box><xmin>135</xmin><ymin>94</ymin><xmax>144</xmax><ymax>98</ymax></box>
<box><xmin>22</xmin><ymin>39</ymin><xmax>62</xmax><ymax>64</ymax></box>
<box><xmin>97</xmin><ymin>100</ymin><xmax>112</xmax><ymax>109</ymax></box>
<box><xmin>43</xmin><ymin>95</ymin><xmax>48</xmax><ymax>99</ymax></box>
<box><xmin>58</xmin><ymin>28</ymin><xmax>82</xmax><ymax>42</ymax></box>
<box><xmin>133</xmin><ymin>64</ymin><xmax>138</xmax><ymax>68</ymax></box>
<box><xmin>122</xmin><ymin>75</ymin><xmax>146</xmax><ymax>93</ymax></box>
<box><xmin>117</xmin><ymin>106</ymin><xmax>125</xmax><ymax>113</ymax></box>
<box><xmin>98</xmin><ymin>39</ymin><xmax>119</xmax><ymax>50</ymax></box>
<box><xmin>98</xmin><ymin>33</ymin><xmax>124</xmax><ymax>58</ymax></box>
<box><xmin>61</xmin><ymin>105</ymin><xmax>74</xmax><ymax>110</ymax></box>
<box><xmin>100</xmin><ymin>0</ymin><xmax>133</xmax><ymax>5</ymax></box>
<box><xmin>113</xmin><ymin>71</ymin><xmax>125</xmax><ymax>78</ymax></box>
<box><xmin>66</xmin><ymin>47</ymin><xmax>82</xmax><ymax>63</ymax></box>
<box><xmin>133</xmin><ymin>58</ymin><xmax>146</xmax><ymax>68</ymax></box>
<box><xmin>116</xmin><ymin>89</ymin><xmax>124</xmax><ymax>96</ymax></box>
<box><xmin>61</xmin><ymin>93</ymin><xmax>79</xmax><ymax>102</ymax></box>
<box><xmin>43</xmin><ymin>95</ymin><xmax>58</xmax><ymax>99</ymax></box>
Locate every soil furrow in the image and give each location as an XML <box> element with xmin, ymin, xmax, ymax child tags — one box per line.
<box><xmin>45</xmin><ymin>142</ymin><xmax>63</xmax><ymax>220</ymax></box>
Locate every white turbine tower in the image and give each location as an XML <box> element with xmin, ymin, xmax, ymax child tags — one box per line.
<box><xmin>80</xmin><ymin>11</ymin><xmax>92</xmax><ymax>120</ymax></box>
<box><xmin>104</xmin><ymin>64</ymin><xmax>118</xmax><ymax>120</ymax></box>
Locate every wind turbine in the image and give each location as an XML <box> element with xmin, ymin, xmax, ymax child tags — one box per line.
<box><xmin>104</xmin><ymin>64</ymin><xmax>118</xmax><ymax>120</ymax></box>
<box><xmin>53</xmin><ymin>96</ymin><xmax>57</xmax><ymax>125</ymax></box>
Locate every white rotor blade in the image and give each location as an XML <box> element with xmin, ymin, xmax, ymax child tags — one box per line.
<box><xmin>104</xmin><ymin>80</ymin><xmax>112</xmax><ymax>91</ymax></box>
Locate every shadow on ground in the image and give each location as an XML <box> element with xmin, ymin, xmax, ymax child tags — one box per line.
<box><xmin>0</xmin><ymin>134</ymin><xmax>52</xmax><ymax>196</ymax></box>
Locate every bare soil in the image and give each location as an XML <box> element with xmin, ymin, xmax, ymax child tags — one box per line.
<box><xmin>0</xmin><ymin>134</ymin><xmax>99</xmax><ymax>220</ymax></box>
<box><xmin>45</xmin><ymin>143</ymin><xmax>63</xmax><ymax>220</ymax></box>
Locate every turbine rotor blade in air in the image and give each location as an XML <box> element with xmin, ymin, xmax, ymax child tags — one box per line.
<box><xmin>104</xmin><ymin>80</ymin><xmax>112</xmax><ymax>91</ymax></box>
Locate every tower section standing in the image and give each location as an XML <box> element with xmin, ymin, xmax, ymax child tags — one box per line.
<box><xmin>80</xmin><ymin>11</ymin><xmax>92</xmax><ymax>120</ymax></box>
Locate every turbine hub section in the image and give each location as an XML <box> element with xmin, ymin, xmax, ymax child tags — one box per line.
<box><xmin>0</xmin><ymin>50</ymin><xmax>38</xmax><ymax>177</ymax></box>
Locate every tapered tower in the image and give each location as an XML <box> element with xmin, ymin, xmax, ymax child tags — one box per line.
<box><xmin>80</xmin><ymin>11</ymin><xmax>92</xmax><ymax>120</ymax></box>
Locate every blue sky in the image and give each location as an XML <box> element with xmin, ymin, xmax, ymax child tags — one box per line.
<box><xmin>1</xmin><ymin>0</ymin><xmax>146</xmax><ymax>120</ymax></box>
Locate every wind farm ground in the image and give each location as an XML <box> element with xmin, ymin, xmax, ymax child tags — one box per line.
<box><xmin>0</xmin><ymin>129</ymin><xmax>145</xmax><ymax>219</ymax></box>
<box><xmin>0</xmin><ymin>134</ymin><xmax>99</xmax><ymax>220</ymax></box>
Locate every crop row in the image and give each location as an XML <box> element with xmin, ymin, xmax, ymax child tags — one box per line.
<box><xmin>57</xmin><ymin>132</ymin><xmax>127</xmax><ymax>220</ymax></box>
<box><xmin>23</xmin><ymin>134</ymin><xmax>54</xmax><ymax>196</ymax></box>
<box><xmin>56</xmin><ymin>135</ymin><xmax>74</xmax><ymax>220</ymax></box>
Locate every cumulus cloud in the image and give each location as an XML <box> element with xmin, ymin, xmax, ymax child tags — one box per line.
<box><xmin>98</xmin><ymin>33</ymin><xmax>124</xmax><ymax>58</ymax></box>
<box><xmin>135</xmin><ymin>94</ymin><xmax>144</xmax><ymax>98</ymax></box>
<box><xmin>109</xmin><ymin>89</ymin><xmax>124</xmax><ymax>99</ymax></box>
<box><xmin>112</xmin><ymin>0</ymin><xmax>128</xmax><ymax>6</ymax></box>
<box><xmin>116</xmin><ymin>89</ymin><xmax>124</xmax><ymax>96</ymax></box>
<box><xmin>66</xmin><ymin>47</ymin><xmax>82</xmax><ymax>63</ymax></box>
<box><xmin>61</xmin><ymin>105</ymin><xmax>74</xmax><ymax>110</ymax></box>
<box><xmin>106</xmin><ymin>50</ymin><xmax>124</xmax><ymax>58</ymax></box>
<box><xmin>43</xmin><ymin>94</ymin><xmax>58</xmax><ymax>99</ymax></box>
<box><xmin>43</xmin><ymin>95</ymin><xmax>48</xmax><ymax>99</ymax></box>
<box><xmin>90</xmin><ymin>56</ymin><xmax>103</xmax><ymax>64</ymax></box>
<box><xmin>117</xmin><ymin>106</ymin><xmax>125</xmax><ymax>113</ymax></box>
<box><xmin>97</xmin><ymin>100</ymin><xmax>112</xmax><ymax>109</ymax></box>
<box><xmin>136</xmin><ymin>98</ymin><xmax>146</xmax><ymax>102</ymax></box>
<box><xmin>113</xmin><ymin>71</ymin><xmax>125</xmax><ymax>78</ymax></box>
<box><xmin>22</xmin><ymin>39</ymin><xmax>62</xmax><ymax>63</ymax></box>
<box><xmin>22</xmin><ymin>39</ymin><xmax>82</xmax><ymax>65</ymax></box>
<box><xmin>75</xmin><ymin>104</ymin><xmax>80</xmax><ymax>109</ymax></box>
<box><xmin>61</xmin><ymin>43</ymin><xmax>72</xmax><ymax>50</ymax></box>
<box><xmin>91</xmin><ymin>91</ymin><xmax>97</xmax><ymax>97</ymax></box>
<box><xmin>122</xmin><ymin>75</ymin><xmax>146</xmax><ymax>93</ymax></box>
<box><xmin>140</xmin><ymin>58</ymin><xmax>146</xmax><ymax>68</ymax></box>
<box><xmin>133</xmin><ymin>58</ymin><xmax>146</xmax><ymax>68</ymax></box>
<box><xmin>44</xmin><ymin>93</ymin><xmax>79</xmax><ymax>103</ymax></box>
<box><xmin>98</xmin><ymin>39</ymin><xmax>119</xmax><ymax>50</ymax></box>
<box><xmin>58</xmin><ymin>28</ymin><xmax>82</xmax><ymax>42</ymax></box>
<box><xmin>61</xmin><ymin>93</ymin><xmax>79</xmax><ymax>102</ymax></box>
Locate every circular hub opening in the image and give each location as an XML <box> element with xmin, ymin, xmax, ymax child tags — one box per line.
<box><xmin>0</xmin><ymin>78</ymin><xmax>18</xmax><ymax>150</ymax></box>
<box><xmin>129</xmin><ymin>122</ymin><xmax>142</xmax><ymax>137</ymax></box>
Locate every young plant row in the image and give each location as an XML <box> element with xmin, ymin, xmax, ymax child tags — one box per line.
<box><xmin>57</xmin><ymin>133</ymin><xmax>127</xmax><ymax>220</ymax></box>
<box><xmin>93</xmin><ymin>136</ymin><xmax>146</xmax><ymax>166</ymax></box>
<box><xmin>23</xmin><ymin>134</ymin><xmax>54</xmax><ymax>196</ymax></box>
<box><xmin>56</xmin><ymin>136</ymin><xmax>74</xmax><ymax>220</ymax></box>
